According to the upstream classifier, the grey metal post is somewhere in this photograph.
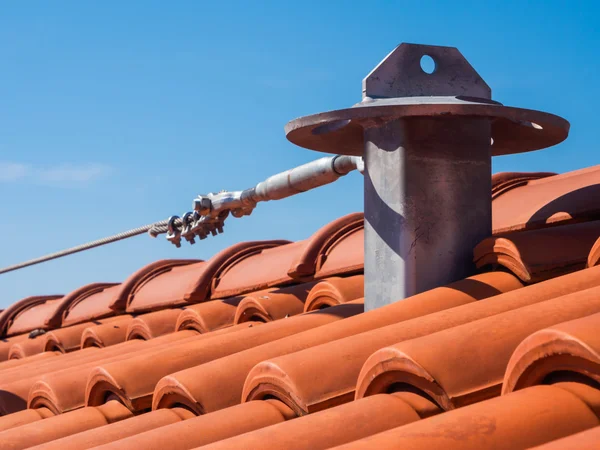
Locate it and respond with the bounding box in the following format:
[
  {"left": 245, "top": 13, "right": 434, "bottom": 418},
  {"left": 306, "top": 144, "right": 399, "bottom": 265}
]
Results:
[
  {"left": 364, "top": 116, "right": 492, "bottom": 308},
  {"left": 284, "top": 43, "right": 569, "bottom": 310}
]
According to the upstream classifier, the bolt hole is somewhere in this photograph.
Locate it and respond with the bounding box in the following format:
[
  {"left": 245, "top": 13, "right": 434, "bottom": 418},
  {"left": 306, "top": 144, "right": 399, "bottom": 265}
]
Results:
[{"left": 420, "top": 55, "right": 436, "bottom": 74}]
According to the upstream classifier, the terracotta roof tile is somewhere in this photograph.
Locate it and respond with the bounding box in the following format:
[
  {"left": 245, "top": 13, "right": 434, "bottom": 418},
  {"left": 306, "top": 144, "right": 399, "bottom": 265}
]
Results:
[
  {"left": 330, "top": 383, "right": 600, "bottom": 450},
  {"left": 125, "top": 309, "right": 183, "bottom": 340},
  {"left": 0, "top": 335, "right": 29, "bottom": 360},
  {"left": 45, "top": 316, "right": 133, "bottom": 353},
  {"left": 5, "top": 193, "right": 600, "bottom": 450},
  {"left": 210, "top": 242, "right": 308, "bottom": 298},
  {"left": 0, "top": 401, "right": 132, "bottom": 450},
  {"left": 107, "top": 259, "right": 201, "bottom": 312},
  {"left": 289, "top": 212, "right": 364, "bottom": 279},
  {"left": 0, "top": 330, "right": 200, "bottom": 415},
  {"left": 86, "top": 303, "right": 362, "bottom": 413},
  {"left": 152, "top": 273, "right": 518, "bottom": 415},
  {"left": 529, "top": 426, "right": 600, "bottom": 450},
  {"left": 312, "top": 223, "right": 363, "bottom": 280},
  {"left": 201, "top": 393, "right": 431, "bottom": 450},
  {"left": 87, "top": 400, "right": 295, "bottom": 450},
  {"left": 353, "top": 286, "right": 600, "bottom": 412},
  {"left": 492, "top": 165, "right": 600, "bottom": 234},
  {"left": 30, "top": 407, "right": 195, "bottom": 450},
  {"left": 126, "top": 242, "right": 288, "bottom": 311},
  {"left": 303, "top": 275, "right": 364, "bottom": 312},
  {"left": 210, "top": 213, "right": 364, "bottom": 299},
  {"left": 474, "top": 220, "right": 600, "bottom": 282},
  {"left": 27, "top": 331, "right": 202, "bottom": 415},
  {"left": 491, "top": 171, "right": 557, "bottom": 199},
  {"left": 503, "top": 312, "right": 600, "bottom": 395},
  {"left": 241, "top": 267, "right": 597, "bottom": 416},
  {"left": 0, "top": 296, "right": 63, "bottom": 338},
  {"left": 80, "top": 316, "right": 136, "bottom": 348},
  {"left": 47, "top": 283, "right": 120, "bottom": 328},
  {"left": 0, "top": 351, "right": 60, "bottom": 371},
  {"left": 0, "top": 407, "right": 54, "bottom": 433},
  {"left": 7, "top": 335, "right": 47, "bottom": 360},
  {"left": 233, "top": 282, "right": 317, "bottom": 324},
  {"left": 60, "top": 285, "right": 122, "bottom": 327},
  {"left": 7, "top": 316, "right": 132, "bottom": 360}
]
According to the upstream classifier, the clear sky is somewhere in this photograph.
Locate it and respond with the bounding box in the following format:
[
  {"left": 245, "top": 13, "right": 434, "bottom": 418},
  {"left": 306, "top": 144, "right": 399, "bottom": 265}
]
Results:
[{"left": 0, "top": 1, "right": 597, "bottom": 307}]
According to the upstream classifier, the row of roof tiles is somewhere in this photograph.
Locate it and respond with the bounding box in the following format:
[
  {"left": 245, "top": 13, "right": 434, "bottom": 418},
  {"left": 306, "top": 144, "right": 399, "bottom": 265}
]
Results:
[
  {"left": 1, "top": 165, "right": 600, "bottom": 449},
  {"left": 3, "top": 264, "right": 600, "bottom": 448},
  {"left": 4, "top": 163, "right": 600, "bottom": 344}
]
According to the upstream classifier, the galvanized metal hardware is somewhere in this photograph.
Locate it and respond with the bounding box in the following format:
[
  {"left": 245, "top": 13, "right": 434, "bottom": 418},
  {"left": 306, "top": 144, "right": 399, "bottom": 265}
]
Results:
[
  {"left": 164, "top": 155, "right": 363, "bottom": 247},
  {"left": 284, "top": 43, "right": 570, "bottom": 310}
]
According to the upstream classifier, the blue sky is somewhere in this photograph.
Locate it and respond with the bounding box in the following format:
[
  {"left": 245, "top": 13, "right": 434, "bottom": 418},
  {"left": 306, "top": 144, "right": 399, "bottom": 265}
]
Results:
[{"left": 0, "top": 1, "right": 597, "bottom": 307}]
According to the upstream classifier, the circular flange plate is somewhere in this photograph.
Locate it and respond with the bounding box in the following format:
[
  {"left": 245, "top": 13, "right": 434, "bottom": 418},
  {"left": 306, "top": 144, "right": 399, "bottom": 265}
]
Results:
[{"left": 284, "top": 96, "right": 570, "bottom": 157}]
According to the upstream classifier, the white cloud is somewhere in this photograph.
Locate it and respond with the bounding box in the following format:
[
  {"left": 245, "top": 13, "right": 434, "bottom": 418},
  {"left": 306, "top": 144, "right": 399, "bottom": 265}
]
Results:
[
  {"left": 0, "top": 162, "right": 30, "bottom": 182},
  {"left": 0, "top": 161, "right": 112, "bottom": 186},
  {"left": 37, "top": 163, "right": 112, "bottom": 183}
]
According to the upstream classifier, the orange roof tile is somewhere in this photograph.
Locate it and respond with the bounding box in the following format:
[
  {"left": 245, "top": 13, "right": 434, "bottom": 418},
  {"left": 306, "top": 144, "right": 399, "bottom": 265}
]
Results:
[
  {"left": 529, "top": 426, "right": 600, "bottom": 450},
  {"left": 3, "top": 194, "right": 600, "bottom": 450},
  {"left": 492, "top": 165, "right": 600, "bottom": 234},
  {"left": 87, "top": 303, "right": 362, "bottom": 413},
  {"left": 503, "top": 312, "right": 600, "bottom": 395},
  {"left": 233, "top": 282, "right": 317, "bottom": 324},
  {"left": 329, "top": 383, "right": 600, "bottom": 450},
  {"left": 303, "top": 275, "right": 364, "bottom": 312},
  {"left": 474, "top": 220, "right": 600, "bottom": 282},
  {"left": 153, "top": 274, "right": 517, "bottom": 415},
  {"left": 241, "top": 267, "right": 596, "bottom": 416},
  {"left": 354, "top": 285, "right": 600, "bottom": 411}
]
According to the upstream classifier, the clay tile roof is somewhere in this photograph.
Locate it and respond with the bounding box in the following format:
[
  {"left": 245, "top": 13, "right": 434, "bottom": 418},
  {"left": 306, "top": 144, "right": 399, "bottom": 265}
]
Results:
[
  {"left": 502, "top": 312, "right": 600, "bottom": 395},
  {"left": 233, "top": 282, "right": 317, "bottom": 324},
  {"left": 474, "top": 220, "right": 600, "bottom": 282},
  {"left": 353, "top": 285, "right": 600, "bottom": 412},
  {"left": 125, "top": 309, "right": 183, "bottom": 340},
  {"left": 288, "top": 212, "right": 364, "bottom": 279},
  {"left": 492, "top": 165, "right": 600, "bottom": 234},
  {"left": 108, "top": 259, "right": 201, "bottom": 312},
  {"left": 80, "top": 316, "right": 136, "bottom": 348},
  {"left": 303, "top": 275, "right": 364, "bottom": 312},
  {"left": 48, "top": 283, "right": 120, "bottom": 329},
  {"left": 124, "top": 242, "right": 288, "bottom": 311},
  {"left": 331, "top": 383, "right": 600, "bottom": 450},
  {"left": 174, "top": 298, "right": 244, "bottom": 333},
  {"left": 210, "top": 213, "right": 363, "bottom": 299},
  {"left": 529, "top": 426, "right": 600, "bottom": 450},
  {"left": 491, "top": 171, "right": 557, "bottom": 199},
  {"left": 0, "top": 295, "right": 62, "bottom": 338},
  {"left": 6, "top": 172, "right": 600, "bottom": 450}
]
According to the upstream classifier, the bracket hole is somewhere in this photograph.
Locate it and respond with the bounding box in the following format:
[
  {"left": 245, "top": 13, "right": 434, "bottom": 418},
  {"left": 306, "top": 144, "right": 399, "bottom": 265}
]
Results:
[{"left": 420, "top": 55, "right": 436, "bottom": 74}]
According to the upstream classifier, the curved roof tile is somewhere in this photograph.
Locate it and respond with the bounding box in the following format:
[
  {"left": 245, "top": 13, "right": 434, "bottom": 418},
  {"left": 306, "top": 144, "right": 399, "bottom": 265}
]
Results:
[
  {"left": 474, "top": 220, "right": 600, "bottom": 283},
  {"left": 0, "top": 296, "right": 62, "bottom": 338},
  {"left": 125, "top": 242, "right": 288, "bottom": 312},
  {"left": 303, "top": 275, "right": 364, "bottom": 312},
  {"left": 492, "top": 165, "right": 600, "bottom": 234},
  {"left": 503, "top": 312, "right": 600, "bottom": 395},
  {"left": 354, "top": 285, "right": 600, "bottom": 411},
  {"left": 47, "top": 283, "right": 119, "bottom": 329},
  {"left": 491, "top": 171, "right": 557, "bottom": 200},
  {"left": 108, "top": 259, "right": 201, "bottom": 312},
  {"left": 233, "top": 283, "right": 316, "bottom": 324}
]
